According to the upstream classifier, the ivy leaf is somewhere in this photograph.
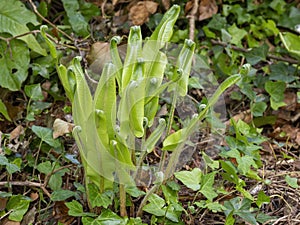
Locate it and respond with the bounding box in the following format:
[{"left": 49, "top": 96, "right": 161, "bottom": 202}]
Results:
[
  {"left": 0, "top": 39, "right": 30, "bottom": 91},
  {"left": 228, "top": 24, "right": 247, "bottom": 47},
  {"left": 142, "top": 194, "right": 166, "bottom": 217},
  {"left": 82, "top": 210, "right": 126, "bottom": 225},
  {"left": 24, "top": 84, "right": 44, "bottom": 101},
  {"left": 256, "top": 191, "right": 270, "bottom": 208},
  {"left": 37, "top": 161, "right": 52, "bottom": 174},
  {"left": 285, "top": 175, "right": 299, "bottom": 188},
  {"left": 0, "top": 99, "right": 11, "bottom": 121},
  {"left": 200, "top": 172, "right": 218, "bottom": 201},
  {"left": 244, "top": 44, "right": 269, "bottom": 65},
  {"left": 237, "top": 155, "right": 257, "bottom": 175},
  {"left": 0, "top": 0, "right": 46, "bottom": 55},
  {"left": 265, "top": 80, "right": 286, "bottom": 110},
  {"left": 51, "top": 190, "right": 76, "bottom": 201},
  {"left": 31, "top": 125, "right": 61, "bottom": 148},
  {"left": 207, "top": 14, "right": 227, "bottom": 31},
  {"left": 279, "top": 32, "right": 300, "bottom": 59},
  {"left": 6, "top": 195, "right": 31, "bottom": 222},
  {"left": 61, "top": 0, "right": 99, "bottom": 37},
  {"left": 251, "top": 102, "right": 267, "bottom": 117},
  {"left": 87, "top": 183, "right": 113, "bottom": 208},
  {"left": 0, "top": 155, "right": 20, "bottom": 174},
  {"left": 174, "top": 168, "right": 202, "bottom": 191},
  {"left": 66, "top": 200, "right": 96, "bottom": 217}
]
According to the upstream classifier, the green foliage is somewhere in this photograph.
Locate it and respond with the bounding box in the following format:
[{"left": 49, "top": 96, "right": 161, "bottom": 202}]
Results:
[
  {"left": 0, "top": 154, "right": 20, "bottom": 174},
  {"left": 6, "top": 195, "right": 31, "bottom": 221},
  {"left": 1, "top": 0, "right": 299, "bottom": 223},
  {"left": 31, "top": 125, "right": 61, "bottom": 148},
  {"left": 0, "top": 0, "right": 46, "bottom": 55},
  {"left": 61, "top": 0, "right": 100, "bottom": 37},
  {"left": 39, "top": 4, "right": 242, "bottom": 222},
  {"left": 0, "top": 39, "right": 30, "bottom": 91}
]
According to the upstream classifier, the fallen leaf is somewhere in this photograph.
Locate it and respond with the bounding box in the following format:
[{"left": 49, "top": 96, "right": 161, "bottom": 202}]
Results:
[
  {"left": 21, "top": 206, "right": 36, "bottom": 225},
  {"left": 185, "top": 1, "right": 194, "bottom": 14},
  {"left": 199, "top": 0, "right": 218, "bottom": 21},
  {"left": 283, "top": 91, "right": 297, "bottom": 111},
  {"left": 2, "top": 220, "right": 20, "bottom": 225},
  {"left": 53, "top": 118, "right": 74, "bottom": 139},
  {"left": 53, "top": 201, "right": 75, "bottom": 225},
  {"left": 129, "top": 1, "right": 158, "bottom": 25},
  {"left": 30, "top": 192, "right": 39, "bottom": 201},
  {"left": 9, "top": 125, "right": 25, "bottom": 142},
  {"left": 225, "top": 109, "right": 252, "bottom": 126},
  {"left": 41, "top": 80, "right": 52, "bottom": 100},
  {"left": 162, "top": 0, "right": 170, "bottom": 10},
  {"left": 0, "top": 197, "right": 7, "bottom": 211},
  {"left": 87, "top": 41, "right": 111, "bottom": 75},
  {"left": 271, "top": 124, "right": 300, "bottom": 145}
]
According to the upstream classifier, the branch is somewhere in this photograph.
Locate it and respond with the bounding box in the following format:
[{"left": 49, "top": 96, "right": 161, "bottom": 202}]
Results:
[
  {"left": 210, "top": 39, "right": 299, "bottom": 64},
  {"left": 188, "top": 0, "right": 199, "bottom": 41},
  {"left": 0, "top": 180, "right": 51, "bottom": 198},
  {"left": 28, "top": 0, "right": 74, "bottom": 41}
]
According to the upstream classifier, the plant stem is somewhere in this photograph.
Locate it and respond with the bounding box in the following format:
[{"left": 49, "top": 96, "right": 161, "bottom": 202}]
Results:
[
  {"left": 159, "top": 90, "right": 178, "bottom": 172},
  {"left": 119, "top": 183, "right": 127, "bottom": 217},
  {"left": 136, "top": 183, "right": 160, "bottom": 217}
]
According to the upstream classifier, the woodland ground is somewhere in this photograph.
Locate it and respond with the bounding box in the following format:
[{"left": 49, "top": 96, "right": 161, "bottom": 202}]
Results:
[{"left": 0, "top": 0, "right": 299, "bottom": 225}]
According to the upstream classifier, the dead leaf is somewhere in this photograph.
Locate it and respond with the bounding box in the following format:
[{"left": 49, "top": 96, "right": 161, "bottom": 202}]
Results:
[
  {"left": 41, "top": 80, "right": 52, "bottom": 100},
  {"left": 53, "top": 119, "right": 74, "bottom": 139},
  {"left": 199, "top": 0, "right": 218, "bottom": 21},
  {"left": 271, "top": 124, "right": 300, "bottom": 145},
  {"left": 30, "top": 192, "right": 39, "bottom": 201},
  {"left": 21, "top": 206, "right": 36, "bottom": 225},
  {"left": 296, "top": 132, "right": 300, "bottom": 145},
  {"left": 53, "top": 201, "right": 74, "bottom": 225},
  {"left": 2, "top": 220, "right": 20, "bottom": 225},
  {"left": 225, "top": 109, "right": 252, "bottom": 126},
  {"left": 185, "top": 1, "right": 194, "bottom": 14},
  {"left": 0, "top": 197, "right": 7, "bottom": 211},
  {"left": 162, "top": 0, "right": 170, "bottom": 10},
  {"left": 87, "top": 42, "right": 111, "bottom": 75},
  {"left": 283, "top": 91, "right": 297, "bottom": 111},
  {"left": 9, "top": 125, "right": 24, "bottom": 142},
  {"left": 129, "top": 1, "right": 158, "bottom": 25}
]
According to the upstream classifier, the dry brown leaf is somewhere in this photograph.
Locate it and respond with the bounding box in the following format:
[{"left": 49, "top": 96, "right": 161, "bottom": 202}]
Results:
[
  {"left": 185, "top": 0, "right": 194, "bottom": 14},
  {"left": 53, "top": 118, "right": 74, "bottom": 139},
  {"left": 2, "top": 220, "right": 20, "bottom": 225},
  {"left": 30, "top": 192, "right": 39, "bottom": 201},
  {"left": 271, "top": 124, "right": 300, "bottom": 145},
  {"left": 53, "top": 201, "right": 75, "bottom": 225},
  {"left": 144, "top": 1, "right": 158, "bottom": 14},
  {"left": 0, "top": 197, "right": 7, "bottom": 211},
  {"left": 21, "top": 206, "right": 36, "bottom": 225},
  {"left": 129, "top": 1, "right": 158, "bottom": 25},
  {"left": 283, "top": 91, "right": 297, "bottom": 111},
  {"left": 199, "top": 0, "right": 218, "bottom": 21},
  {"left": 9, "top": 125, "right": 24, "bottom": 142},
  {"left": 225, "top": 109, "right": 252, "bottom": 126},
  {"left": 87, "top": 42, "right": 110, "bottom": 75},
  {"left": 162, "top": 0, "right": 170, "bottom": 10}
]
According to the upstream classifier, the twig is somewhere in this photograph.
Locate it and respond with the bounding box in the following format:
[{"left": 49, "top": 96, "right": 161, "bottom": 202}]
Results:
[
  {"left": 28, "top": 0, "right": 74, "bottom": 41},
  {"left": 0, "top": 180, "right": 51, "bottom": 198},
  {"left": 188, "top": 0, "right": 199, "bottom": 41},
  {"left": 210, "top": 39, "right": 299, "bottom": 64}
]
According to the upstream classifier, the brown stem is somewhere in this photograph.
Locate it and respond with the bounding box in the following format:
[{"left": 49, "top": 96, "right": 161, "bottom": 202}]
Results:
[
  {"left": 28, "top": 0, "right": 74, "bottom": 41},
  {"left": 188, "top": 0, "right": 199, "bottom": 41},
  {"left": 0, "top": 180, "right": 51, "bottom": 198},
  {"left": 119, "top": 184, "right": 127, "bottom": 217}
]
